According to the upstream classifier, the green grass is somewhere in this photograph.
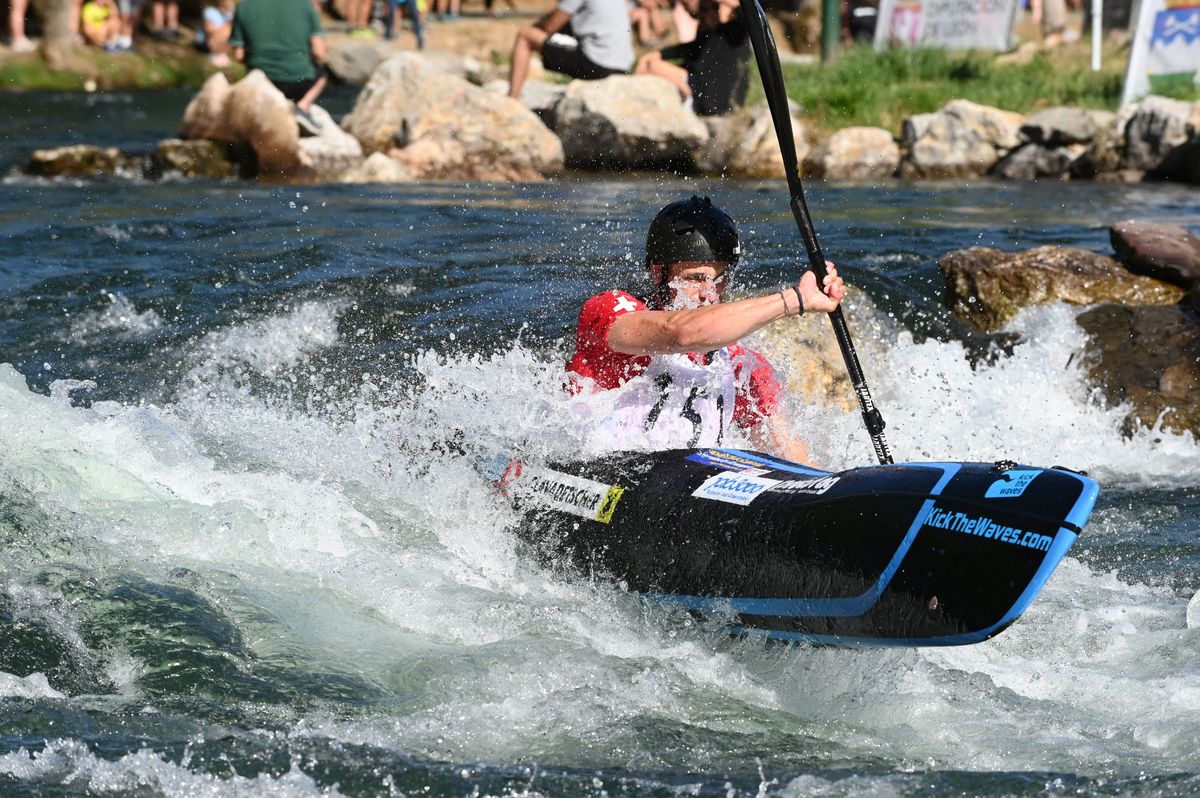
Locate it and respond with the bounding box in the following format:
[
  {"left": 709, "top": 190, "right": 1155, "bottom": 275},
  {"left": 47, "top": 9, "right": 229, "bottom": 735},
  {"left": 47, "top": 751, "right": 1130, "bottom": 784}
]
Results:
[
  {"left": 747, "top": 44, "right": 1128, "bottom": 135},
  {"left": 0, "top": 46, "right": 243, "bottom": 91}
]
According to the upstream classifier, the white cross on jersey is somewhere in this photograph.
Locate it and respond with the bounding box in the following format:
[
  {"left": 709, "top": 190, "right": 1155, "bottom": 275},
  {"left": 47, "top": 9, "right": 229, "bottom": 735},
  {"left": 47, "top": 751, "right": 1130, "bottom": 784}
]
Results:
[{"left": 613, "top": 294, "right": 639, "bottom": 314}]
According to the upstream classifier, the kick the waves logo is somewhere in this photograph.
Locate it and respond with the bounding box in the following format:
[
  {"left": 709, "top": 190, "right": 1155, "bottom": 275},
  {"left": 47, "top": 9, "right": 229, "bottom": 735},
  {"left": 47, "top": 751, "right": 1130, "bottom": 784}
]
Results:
[{"left": 923, "top": 505, "right": 1054, "bottom": 552}]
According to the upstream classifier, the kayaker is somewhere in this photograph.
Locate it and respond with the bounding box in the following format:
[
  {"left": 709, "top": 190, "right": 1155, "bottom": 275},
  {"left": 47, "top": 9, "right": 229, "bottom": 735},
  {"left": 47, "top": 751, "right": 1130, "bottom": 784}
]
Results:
[{"left": 566, "top": 195, "right": 845, "bottom": 461}]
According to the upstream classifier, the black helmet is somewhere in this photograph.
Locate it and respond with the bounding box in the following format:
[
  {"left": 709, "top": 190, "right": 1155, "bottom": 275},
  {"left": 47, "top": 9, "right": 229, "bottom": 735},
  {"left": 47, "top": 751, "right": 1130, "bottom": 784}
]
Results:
[{"left": 645, "top": 196, "right": 740, "bottom": 281}]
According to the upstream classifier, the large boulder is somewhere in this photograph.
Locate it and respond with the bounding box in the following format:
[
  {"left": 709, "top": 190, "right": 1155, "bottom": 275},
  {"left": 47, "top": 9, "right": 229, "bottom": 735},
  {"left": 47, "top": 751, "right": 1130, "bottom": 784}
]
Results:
[
  {"left": 693, "top": 101, "right": 808, "bottom": 178},
  {"left": 483, "top": 78, "right": 566, "bottom": 127},
  {"left": 341, "top": 53, "right": 563, "bottom": 180},
  {"left": 804, "top": 126, "right": 899, "bottom": 180},
  {"left": 1020, "top": 107, "right": 1115, "bottom": 148},
  {"left": 939, "top": 245, "right": 1185, "bottom": 332},
  {"left": 339, "top": 151, "right": 414, "bottom": 183},
  {"left": 180, "top": 70, "right": 309, "bottom": 180},
  {"left": 992, "top": 142, "right": 1085, "bottom": 181},
  {"left": 297, "top": 104, "right": 365, "bottom": 180},
  {"left": 22, "top": 145, "right": 131, "bottom": 178},
  {"left": 325, "top": 38, "right": 391, "bottom": 85},
  {"left": 1119, "top": 95, "right": 1200, "bottom": 173},
  {"left": 553, "top": 75, "right": 709, "bottom": 169},
  {"left": 1076, "top": 304, "right": 1200, "bottom": 437},
  {"left": 149, "top": 139, "right": 242, "bottom": 179},
  {"left": 900, "top": 100, "right": 1024, "bottom": 179},
  {"left": 1109, "top": 220, "right": 1200, "bottom": 289}
]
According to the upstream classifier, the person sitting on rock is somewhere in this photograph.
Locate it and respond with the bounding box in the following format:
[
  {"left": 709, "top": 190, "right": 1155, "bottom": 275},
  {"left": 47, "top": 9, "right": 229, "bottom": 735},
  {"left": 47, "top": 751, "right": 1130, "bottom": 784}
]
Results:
[
  {"left": 230, "top": 0, "right": 328, "bottom": 127},
  {"left": 629, "top": 0, "right": 667, "bottom": 45},
  {"left": 81, "top": 0, "right": 121, "bottom": 49},
  {"left": 507, "top": 0, "right": 634, "bottom": 99},
  {"left": 635, "top": 0, "right": 749, "bottom": 116},
  {"left": 566, "top": 196, "right": 845, "bottom": 461},
  {"left": 195, "top": 0, "right": 235, "bottom": 66}
]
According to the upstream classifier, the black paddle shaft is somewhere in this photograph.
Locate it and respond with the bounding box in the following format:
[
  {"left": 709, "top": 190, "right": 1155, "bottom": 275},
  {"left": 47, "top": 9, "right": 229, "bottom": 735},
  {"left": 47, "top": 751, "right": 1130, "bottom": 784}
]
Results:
[{"left": 741, "top": 0, "right": 893, "bottom": 465}]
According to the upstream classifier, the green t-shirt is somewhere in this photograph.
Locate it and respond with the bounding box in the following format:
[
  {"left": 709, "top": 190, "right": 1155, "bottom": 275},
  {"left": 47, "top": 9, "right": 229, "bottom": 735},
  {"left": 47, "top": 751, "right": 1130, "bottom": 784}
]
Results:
[{"left": 230, "top": 0, "right": 322, "bottom": 83}]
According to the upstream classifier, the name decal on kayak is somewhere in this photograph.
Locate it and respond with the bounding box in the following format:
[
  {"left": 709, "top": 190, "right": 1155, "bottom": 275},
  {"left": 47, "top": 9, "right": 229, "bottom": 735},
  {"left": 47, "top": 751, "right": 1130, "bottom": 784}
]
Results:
[
  {"left": 984, "top": 470, "right": 1040, "bottom": 499},
  {"left": 685, "top": 450, "right": 772, "bottom": 472},
  {"left": 510, "top": 464, "right": 625, "bottom": 524},
  {"left": 924, "top": 505, "right": 1053, "bottom": 551},
  {"left": 769, "top": 475, "right": 840, "bottom": 495},
  {"left": 692, "top": 470, "right": 781, "bottom": 506}
]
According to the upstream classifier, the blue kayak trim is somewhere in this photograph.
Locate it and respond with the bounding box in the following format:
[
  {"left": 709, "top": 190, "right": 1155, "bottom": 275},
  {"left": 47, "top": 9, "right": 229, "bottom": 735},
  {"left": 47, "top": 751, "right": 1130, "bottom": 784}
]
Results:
[
  {"left": 640, "top": 466, "right": 1100, "bottom": 645},
  {"left": 689, "top": 448, "right": 831, "bottom": 476},
  {"left": 647, "top": 462, "right": 962, "bottom": 618}
]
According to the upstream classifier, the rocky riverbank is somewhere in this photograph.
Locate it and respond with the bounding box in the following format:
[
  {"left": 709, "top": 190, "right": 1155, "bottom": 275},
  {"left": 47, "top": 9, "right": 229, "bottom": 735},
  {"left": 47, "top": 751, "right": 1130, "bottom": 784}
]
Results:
[
  {"left": 15, "top": 45, "right": 1200, "bottom": 187},
  {"left": 940, "top": 221, "right": 1200, "bottom": 439}
]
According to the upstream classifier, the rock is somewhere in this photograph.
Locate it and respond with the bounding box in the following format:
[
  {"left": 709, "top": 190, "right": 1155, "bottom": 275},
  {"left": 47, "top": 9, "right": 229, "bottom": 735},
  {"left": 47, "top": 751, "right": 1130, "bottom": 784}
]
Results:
[
  {"left": 900, "top": 100, "right": 1025, "bottom": 179},
  {"left": 1109, "top": 220, "right": 1200, "bottom": 289},
  {"left": 325, "top": 38, "right": 391, "bottom": 85},
  {"left": 939, "top": 245, "right": 1186, "bottom": 332},
  {"left": 180, "top": 70, "right": 308, "bottom": 180},
  {"left": 150, "top": 139, "right": 241, "bottom": 179},
  {"left": 1120, "top": 95, "right": 1200, "bottom": 172},
  {"left": 992, "top": 142, "right": 1085, "bottom": 180},
  {"left": 1020, "top": 107, "right": 1116, "bottom": 147},
  {"left": 342, "top": 53, "right": 562, "bottom": 180},
  {"left": 693, "top": 101, "right": 807, "bottom": 178},
  {"left": 804, "top": 127, "right": 899, "bottom": 179},
  {"left": 900, "top": 112, "right": 936, "bottom": 147},
  {"left": 421, "top": 51, "right": 490, "bottom": 85},
  {"left": 1076, "top": 303, "right": 1200, "bottom": 437},
  {"left": 23, "top": 145, "right": 126, "bottom": 178},
  {"left": 297, "top": 104, "right": 364, "bottom": 180},
  {"left": 340, "top": 151, "right": 414, "bottom": 183},
  {"left": 484, "top": 78, "right": 566, "bottom": 127},
  {"left": 553, "top": 75, "right": 709, "bottom": 170}
]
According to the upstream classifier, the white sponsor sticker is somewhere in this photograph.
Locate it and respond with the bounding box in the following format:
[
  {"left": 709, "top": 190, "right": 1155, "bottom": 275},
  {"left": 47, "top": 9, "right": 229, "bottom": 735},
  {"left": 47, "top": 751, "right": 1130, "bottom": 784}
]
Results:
[
  {"left": 510, "top": 465, "right": 623, "bottom": 523},
  {"left": 768, "top": 475, "right": 840, "bottom": 496},
  {"left": 692, "top": 470, "right": 781, "bottom": 506}
]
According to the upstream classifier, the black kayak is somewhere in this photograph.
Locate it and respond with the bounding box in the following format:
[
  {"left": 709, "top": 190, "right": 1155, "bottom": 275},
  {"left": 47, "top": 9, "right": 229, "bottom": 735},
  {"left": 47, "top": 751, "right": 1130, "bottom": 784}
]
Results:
[{"left": 486, "top": 448, "right": 1099, "bottom": 646}]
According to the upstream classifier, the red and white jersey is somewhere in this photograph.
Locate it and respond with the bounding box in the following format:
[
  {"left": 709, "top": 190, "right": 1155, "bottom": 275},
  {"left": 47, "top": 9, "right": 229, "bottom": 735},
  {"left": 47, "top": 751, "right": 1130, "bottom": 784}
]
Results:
[{"left": 566, "top": 290, "right": 782, "bottom": 449}]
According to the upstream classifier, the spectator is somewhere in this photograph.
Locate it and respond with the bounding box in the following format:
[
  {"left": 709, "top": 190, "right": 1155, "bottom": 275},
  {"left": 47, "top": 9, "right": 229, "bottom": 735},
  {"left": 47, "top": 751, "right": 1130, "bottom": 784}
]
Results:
[
  {"left": 484, "top": 0, "right": 516, "bottom": 17},
  {"left": 507, "top": 0, "right": 634, "bottom": 99},
  {"left": 113, "top": 0, "right": 142, "bottom": 51},
  {"left": 629, "top": 0, "right": 666, "bottom": 44},
  {"left": 230, "top": 0, "right": 328, "bottom": 124},
  {"left": 671, "top": 0, "right": 698, "bottom": 42},
  {"left": 635, "top": 0, "right": 748, "bottom": 115},
  {"left": 81, "top": 0, "right": 121, "bottom": 48},
  {"left": 433, "top": 0, "right": 460, "bottom": 20},
  {"left": 150, "top": 0, "right": 179, "bottom": 38},
  {"left": 1030, "top": 0, "right": 1068, "bottom": 46},
  {"left": 7, "top": 0, "right": 36, "bottom": 52},
  {"left": 384, "top": 0, "right": 424, "bottom": 48},
  {"left": 344, "top": 0, "right": 375, "bottom": 35},
  {"left": 195, "top": 0, "right": 235, "bottom": 64}
]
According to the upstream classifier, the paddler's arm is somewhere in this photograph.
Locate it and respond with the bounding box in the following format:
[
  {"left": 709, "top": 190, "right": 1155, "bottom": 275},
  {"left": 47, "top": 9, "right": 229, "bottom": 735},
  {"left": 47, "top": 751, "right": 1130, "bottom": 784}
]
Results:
[{"left": 607, "top": 265, "right": 845, "bottom": 356}]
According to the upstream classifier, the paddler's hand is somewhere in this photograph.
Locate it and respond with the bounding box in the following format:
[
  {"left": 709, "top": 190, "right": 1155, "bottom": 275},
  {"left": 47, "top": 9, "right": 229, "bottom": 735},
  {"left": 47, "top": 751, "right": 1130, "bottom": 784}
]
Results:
[{"left": 796, "top": 261, "right": 845, "bottom": 314}]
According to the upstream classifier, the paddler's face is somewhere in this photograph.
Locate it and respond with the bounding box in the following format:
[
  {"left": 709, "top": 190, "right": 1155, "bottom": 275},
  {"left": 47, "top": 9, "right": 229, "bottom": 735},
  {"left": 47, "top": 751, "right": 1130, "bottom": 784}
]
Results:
[{"left": 664, "top": 261, "right": 729, "bottom": 308}]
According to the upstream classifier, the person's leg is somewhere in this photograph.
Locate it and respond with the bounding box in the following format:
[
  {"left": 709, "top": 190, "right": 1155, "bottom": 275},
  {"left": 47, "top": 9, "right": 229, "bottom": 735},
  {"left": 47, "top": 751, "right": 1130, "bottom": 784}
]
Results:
[
  {"left": 507, "top": 24, "right": 547, "bottom": 97},
  {"left": 9, "top": 0, "right": 33, "bottom": 48},
  {"left": 407, "top": 0, "right": 424, "bottom": 47},
  {"left": 151, "top": 0, "right": 162, "bottom": 30},
  {"left": 296, "top": 73, "right": 327, "bottom": 112},
  {"left": 166, "top": 0, "right": 177, "bottom": 32},
  {"left": 641, "top": 55, "right": 690, "bottom": 98}
]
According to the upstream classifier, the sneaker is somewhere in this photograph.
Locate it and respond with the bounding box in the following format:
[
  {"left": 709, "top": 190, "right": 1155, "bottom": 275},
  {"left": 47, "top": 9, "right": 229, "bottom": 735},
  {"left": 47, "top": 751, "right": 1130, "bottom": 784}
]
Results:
[
  {"left": 10, "top": 37, "right": 36, "bottom": 53},
  {"left": 348, "top": 26, "right": 377, "bottom": 38},
  {"left": 294, "top": 105, "right": 323, "bottom": 135}
]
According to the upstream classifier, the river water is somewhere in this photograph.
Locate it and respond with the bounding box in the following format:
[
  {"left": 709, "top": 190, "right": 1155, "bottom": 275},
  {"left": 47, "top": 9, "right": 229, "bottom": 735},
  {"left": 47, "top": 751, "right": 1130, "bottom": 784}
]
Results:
[{"left": 1, "top": 90, "right": 1199, "bottom": 797}]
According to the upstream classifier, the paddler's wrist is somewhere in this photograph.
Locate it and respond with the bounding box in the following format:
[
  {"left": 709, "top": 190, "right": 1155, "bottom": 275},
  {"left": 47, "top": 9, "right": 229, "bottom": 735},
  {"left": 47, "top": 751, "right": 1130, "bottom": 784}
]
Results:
[{"left": 778, "top": 287, "right": 804, "bottom": 317}]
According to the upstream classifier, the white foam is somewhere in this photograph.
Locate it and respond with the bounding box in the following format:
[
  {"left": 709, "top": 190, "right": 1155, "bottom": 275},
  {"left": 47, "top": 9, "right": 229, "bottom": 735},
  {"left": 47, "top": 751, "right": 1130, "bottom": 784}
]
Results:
[
  {"left": 0, "top": 740, "right": 345, "bottom": 797},
  {"left": 0, "top": 672, "right": 65, "bottom": 700},
  {"left": 68, "top": 291, "right": 163, "bottom": 342}
]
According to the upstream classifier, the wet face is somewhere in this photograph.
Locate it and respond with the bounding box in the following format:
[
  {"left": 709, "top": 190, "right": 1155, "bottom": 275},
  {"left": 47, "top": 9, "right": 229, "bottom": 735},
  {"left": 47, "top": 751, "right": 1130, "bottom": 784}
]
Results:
[{"left": 662, "top": 260, "right": 730, "bottom": 308}]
